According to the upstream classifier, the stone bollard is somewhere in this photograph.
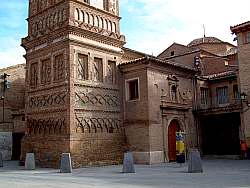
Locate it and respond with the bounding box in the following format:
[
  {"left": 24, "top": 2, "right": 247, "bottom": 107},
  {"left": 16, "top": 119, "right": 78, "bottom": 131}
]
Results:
[
  {"left": 60, "top": 153, "right": 72, "bottom": 173},
  {"left": 0, "top": 152, "right": 3, "bottom": 167},
  {"left": 188, "top": 149, "right": 203, "bottom": 173},
  {"left": 25, "top": 153, "right": 35, "bottom": 170},
  {"left": 122, "top": 152, "right": 135, "bottom": 173}
]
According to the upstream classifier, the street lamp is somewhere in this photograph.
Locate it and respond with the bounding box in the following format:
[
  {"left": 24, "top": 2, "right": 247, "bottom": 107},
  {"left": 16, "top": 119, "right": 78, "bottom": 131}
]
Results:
[
  {"left": 240, "top": 92, "right": 250, "bottom": 107},
  {"left": 240, "top": 92, "right": 247, "bottom": 101}
]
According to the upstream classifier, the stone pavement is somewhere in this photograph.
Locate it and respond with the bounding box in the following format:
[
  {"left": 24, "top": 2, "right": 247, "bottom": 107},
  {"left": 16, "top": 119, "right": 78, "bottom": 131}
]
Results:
[{"left": 0, "top": 160, "right": 250, "bottom": 188}]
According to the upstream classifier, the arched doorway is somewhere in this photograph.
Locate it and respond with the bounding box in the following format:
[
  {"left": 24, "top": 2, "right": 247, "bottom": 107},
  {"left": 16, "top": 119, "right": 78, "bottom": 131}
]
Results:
[{"left": 168, "top": 120, "right": 181, "bottom": 161}]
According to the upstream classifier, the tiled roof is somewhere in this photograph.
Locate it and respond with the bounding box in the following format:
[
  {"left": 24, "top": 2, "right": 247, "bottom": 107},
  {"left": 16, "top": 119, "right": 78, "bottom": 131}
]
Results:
[
  {"left": 231, "top": 21, "right": 250, "bottom": 32},
  {"left": 120, "top": 56, "right": 197, "bottom": 71},
  {"left": 188, "top": 37, "right": 223, "bottom": 47},
  {"left": 200, "top": 71, "right": 237, "bottom": 81}
]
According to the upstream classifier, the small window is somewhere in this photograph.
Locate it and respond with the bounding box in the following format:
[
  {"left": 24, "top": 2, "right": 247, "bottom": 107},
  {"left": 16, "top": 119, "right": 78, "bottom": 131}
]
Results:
[
  {"left": 233, "top": 85, "right": 240, "bottom": 99},
  {"left": 126, "top": 78, "right": 139, "bottom": 101},
  {"left": 170, "top": 51, "right": 175, "bottom": 56},
  {"left": 93, "top": 57, "right": 103, "bottom": 82},
  {"left": 216, "top": 86, "right": 229, "bottom": 104},
  {"left": 200, "top": 87, "right": 209, "bottom": 105},
  {"left": 107, "top": 61, "right": 116, "bottom": 84},
  {"left": 77, "top": 54, "right": 88, "bottom": 80},
  {"left": 246, "top": 32, "right": 250, "bottom": 44}
]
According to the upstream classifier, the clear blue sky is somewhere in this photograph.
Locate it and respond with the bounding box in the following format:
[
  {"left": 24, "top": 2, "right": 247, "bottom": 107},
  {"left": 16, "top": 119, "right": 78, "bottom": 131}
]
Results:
[{"left": 0, "top": 0, "right": 249, "bottom": 68}]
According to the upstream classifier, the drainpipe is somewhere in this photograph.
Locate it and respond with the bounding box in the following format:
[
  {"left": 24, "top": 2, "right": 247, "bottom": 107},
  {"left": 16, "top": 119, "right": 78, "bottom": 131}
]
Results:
[{"left": 161, "top": 89, "right": 167, "bottom": 163}]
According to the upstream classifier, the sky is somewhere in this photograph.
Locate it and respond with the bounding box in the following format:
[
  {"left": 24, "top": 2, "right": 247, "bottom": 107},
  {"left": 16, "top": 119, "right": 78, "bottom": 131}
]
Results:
[{"left": 0, "top": 0, "right": 249, "bottom": 68}]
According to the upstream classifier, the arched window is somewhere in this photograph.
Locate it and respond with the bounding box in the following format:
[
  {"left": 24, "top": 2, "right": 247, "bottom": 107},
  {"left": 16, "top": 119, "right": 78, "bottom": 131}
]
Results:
[
  {"left": 171, "top": 85, "right": 177, "bottom": 102},
  {"left": 99, "top": 17, "right": 103, "bottom": 28},
  {"left": 94, "top": 16, "right": 99, "bottom": 27},
  {"left": 85, "top": 12, "right": 89, "bottom": 24},
  {"left": 112, "top": 22, "right": 116, "bottom": 32},
  {"left": 103, "top": 19, "right": 108, "bottom": 30},
  {"left": 74, "top": 8, "right": 80, "bottom": 20},
  {"left": 107, "top": 20, "right": 112, "bottom": 31},
  {"left": 79, "top": 10, "right": 84, "bottom": 22}
]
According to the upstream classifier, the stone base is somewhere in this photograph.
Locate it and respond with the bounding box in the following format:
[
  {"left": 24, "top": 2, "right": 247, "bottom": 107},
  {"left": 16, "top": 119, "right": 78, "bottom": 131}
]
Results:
[
  {"left": 122, "top": 152, "right": 135, "bottom": 173},
  {"left": 0, "top": 152, "right": 3, "bottom": 167},
  {"left": 132, "top": 151, "right": 164, "bottom": 164},
  {"left": 60, "top": 153, "right": 72, "bottom": 173},
  {"left": 25, "top": 153, "right": 35, "bottom": 170}
]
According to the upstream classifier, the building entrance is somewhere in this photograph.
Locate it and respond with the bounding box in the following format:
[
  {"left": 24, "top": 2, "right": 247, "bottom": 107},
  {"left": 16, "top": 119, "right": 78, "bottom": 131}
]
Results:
[
  {"left": 168, "top": 120, "right": 181, "bottom": 161},
  {"left": 201, "top": 113, "right": 241, "bottom": 155},
  {"left": 12, "top": 133, "right": 24, "bottom": 160}
]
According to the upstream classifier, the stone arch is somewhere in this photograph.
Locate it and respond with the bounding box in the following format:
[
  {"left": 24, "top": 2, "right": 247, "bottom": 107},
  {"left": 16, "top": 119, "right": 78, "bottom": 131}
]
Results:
[
  {"left": 85, "top": 12, "right": 89, "bottom": 24},
  {"left": 94, "top": 16, "right": 99, "bottom": 27},
  {"left": 89, "top": 14, "right": 94, "bottom": 25},
  {"left": 103, "top": 19, "right": 108, "bottom": 30},
  {"left": 74, "top": 8, "right": 80, "bottom": 20},
  {"left": 99, "top": 17, "right": 103, "bottom": 28},
  {"left": 112, "top": 22, "right": 116, "bottom": 33},
  {"left": 107, "top": 20, "right": 112, "bottom": 31},
  {"left": 81, "top": 10, "right": 85, "bottom": 22},
  {"left": 166, "top": 118, "right": 185, "bottom": 162}
]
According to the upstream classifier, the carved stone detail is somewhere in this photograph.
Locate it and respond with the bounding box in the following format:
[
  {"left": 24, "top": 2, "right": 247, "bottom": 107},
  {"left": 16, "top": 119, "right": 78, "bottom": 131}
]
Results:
[{"left": 27, "top": 117, "right": 66, "bottom": 135}]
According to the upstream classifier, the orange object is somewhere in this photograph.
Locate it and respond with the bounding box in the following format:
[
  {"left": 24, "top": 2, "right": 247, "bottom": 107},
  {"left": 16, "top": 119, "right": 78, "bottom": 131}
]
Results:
[{"left": 241, "top": 142, "right": 248, "bottom": 151}]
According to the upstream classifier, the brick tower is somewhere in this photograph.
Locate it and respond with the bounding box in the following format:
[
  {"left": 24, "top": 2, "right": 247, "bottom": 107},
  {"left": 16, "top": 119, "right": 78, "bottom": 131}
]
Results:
[{"left": 21, "top": 0, "right": 126, "bottom": 168}]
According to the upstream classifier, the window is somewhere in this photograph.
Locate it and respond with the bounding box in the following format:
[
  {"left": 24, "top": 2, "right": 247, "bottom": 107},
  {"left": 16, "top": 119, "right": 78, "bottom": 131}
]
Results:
[
  {"left": 200, "top": 87, "right": 209, "bottom": 105},
  {"left": 246, "top": 32, "right": 250, "bottom": 44},
  {"left": 30, "top": 63, "right": 38, "bottom": 88},
  {"left": 93, "top": 57, "right": 103, "bottom": 82},
  {"left": 77, "top": 54, "right": 88, "bottom": 80},
  {"left": 41, "top": 58, "right": 51, "bottom": 85},
  {"left": 216, "top": 86, "right": 229, "bottom": 104},
  {"left": 107, "top": 61, "right": 116, "bottom": 84},
  {"left": 126, "top": 78, "right": 139, "bottom": 101},
  {"left": 171, "top": 51, "right": 175, "bottom": 56},
  {"left": 54, "top": 54, "right": 65, "bottom": 82},
  {"left": 233, "top": 85, "right": 240, "bottom": 99},
  {"left": 170, "top": 85, "right": 177, "bottom": 101}
]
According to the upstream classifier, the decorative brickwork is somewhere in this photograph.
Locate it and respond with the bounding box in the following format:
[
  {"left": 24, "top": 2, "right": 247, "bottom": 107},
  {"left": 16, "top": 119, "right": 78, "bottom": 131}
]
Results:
[
  {"left": 30, "top": 63, "right": 38, "bottom": 88},
  {"left": 41, "top": 58, "right": 51, "bottom": 85},
  {"left": 28, "top": 92, "right": 66, "bottom": 109},
  {"left": 21, "top": 0, "right": 126, "bottom": 168},
  {"left": 53, "top": 54, "right": 65, "bottom": 82}
]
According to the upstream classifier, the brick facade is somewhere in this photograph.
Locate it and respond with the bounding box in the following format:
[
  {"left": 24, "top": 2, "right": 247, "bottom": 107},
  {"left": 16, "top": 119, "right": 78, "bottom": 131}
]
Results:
[
  {"left": 0, "top": 64, "right": 26, "bottom": 160},
  {"left": 21, "top": 0, "right": 127, "bottom": 168},
  {"left": 1, "top": 1, "right": 247, "bottom": 166},
  {"left": 231, "top": 21, "right": 250, "bottom": 145}
]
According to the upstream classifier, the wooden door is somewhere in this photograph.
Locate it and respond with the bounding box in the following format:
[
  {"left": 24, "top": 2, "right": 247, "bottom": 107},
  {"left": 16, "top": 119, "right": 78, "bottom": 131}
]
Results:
[{"left": 168, "top": 120, "right": 178, "bottom": 161}]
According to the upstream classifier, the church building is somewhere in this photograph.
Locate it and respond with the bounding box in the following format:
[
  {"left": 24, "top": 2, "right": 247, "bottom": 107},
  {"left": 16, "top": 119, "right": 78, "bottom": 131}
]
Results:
[{"left": 0, "top": 0, "right": 248, "bottom": 167}]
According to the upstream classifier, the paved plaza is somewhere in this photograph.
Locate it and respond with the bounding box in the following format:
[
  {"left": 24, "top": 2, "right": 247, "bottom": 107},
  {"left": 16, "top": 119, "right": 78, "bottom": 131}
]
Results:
[{"left": 0, "top": 159, "right": 250, "bottom": 188}]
